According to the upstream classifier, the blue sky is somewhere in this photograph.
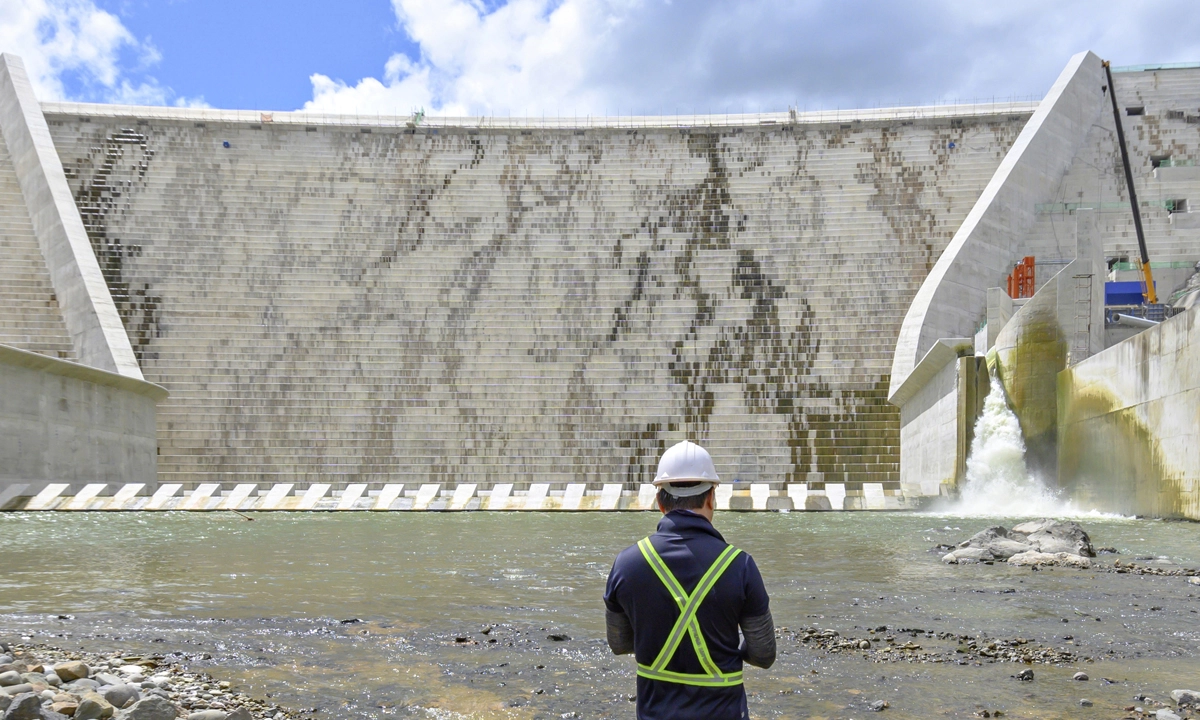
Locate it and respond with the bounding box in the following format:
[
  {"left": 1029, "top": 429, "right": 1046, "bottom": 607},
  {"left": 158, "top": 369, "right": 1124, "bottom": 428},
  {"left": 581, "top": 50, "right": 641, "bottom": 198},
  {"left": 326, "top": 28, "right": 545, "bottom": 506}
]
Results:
[
  {"left": 4, "top": 0, "right": 1200, "bottom": 117},
  {"left": 86, "top": 0, "right": 418, "bottom": 110}
]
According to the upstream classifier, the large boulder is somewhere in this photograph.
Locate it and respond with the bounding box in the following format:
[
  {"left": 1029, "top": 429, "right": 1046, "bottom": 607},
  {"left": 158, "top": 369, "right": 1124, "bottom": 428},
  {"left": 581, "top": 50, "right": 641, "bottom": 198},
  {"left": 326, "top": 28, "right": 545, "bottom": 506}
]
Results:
[
  {"left": 953, "top": 526, "right": 1034, "bottom": 560},
  {"left": 1173, "top": 690, "right": 1200, "bottom": 705},
  {"left": 949, "top": 520, "right": 1095, "bottom": 562},
  {"left": 1010, "top": 519, "right": 1094, "bottom": 557}
]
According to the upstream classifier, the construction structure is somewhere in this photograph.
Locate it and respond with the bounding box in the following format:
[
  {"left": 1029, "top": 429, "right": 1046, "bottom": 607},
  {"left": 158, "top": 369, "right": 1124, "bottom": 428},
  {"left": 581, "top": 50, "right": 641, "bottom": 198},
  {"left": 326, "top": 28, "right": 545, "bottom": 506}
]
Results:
[
  {"left": 891, "top": 52, "right": 1200, "bottom": 519},
  {"left": 1, "top": 50, "right": 1197, "bottom": 514}
]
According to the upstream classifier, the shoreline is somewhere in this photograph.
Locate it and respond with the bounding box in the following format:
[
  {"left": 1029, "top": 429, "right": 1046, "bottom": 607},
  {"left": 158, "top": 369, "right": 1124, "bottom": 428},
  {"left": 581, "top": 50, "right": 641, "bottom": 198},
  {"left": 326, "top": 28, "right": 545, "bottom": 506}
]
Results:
[{"left": 0, "top": 641, "right": 301, "bottom": 720}]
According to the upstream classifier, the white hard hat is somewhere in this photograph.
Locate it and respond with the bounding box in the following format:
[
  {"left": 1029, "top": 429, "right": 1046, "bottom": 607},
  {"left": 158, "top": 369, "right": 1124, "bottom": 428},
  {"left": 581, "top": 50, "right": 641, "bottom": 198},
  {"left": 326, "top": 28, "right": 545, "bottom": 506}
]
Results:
[{"left": 653, "top": 441, "right": 720, "bottom": 496}]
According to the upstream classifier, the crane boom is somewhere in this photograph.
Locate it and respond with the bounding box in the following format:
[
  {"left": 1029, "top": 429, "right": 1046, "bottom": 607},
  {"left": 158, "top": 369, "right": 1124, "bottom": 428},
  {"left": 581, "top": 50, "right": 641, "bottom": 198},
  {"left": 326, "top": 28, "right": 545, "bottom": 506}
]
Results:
[{"left": 1103, "top": 60, "right": 1156, "bottom": 304}]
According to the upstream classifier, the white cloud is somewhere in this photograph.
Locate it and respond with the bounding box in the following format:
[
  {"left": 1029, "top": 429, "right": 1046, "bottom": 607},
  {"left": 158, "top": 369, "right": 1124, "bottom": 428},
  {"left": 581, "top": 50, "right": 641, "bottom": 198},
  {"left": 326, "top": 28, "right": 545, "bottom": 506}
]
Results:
[
  {"left": 303, "top": 0, "right": 1200, "bottom": 118},
  {"left": 0, "top": 0, "right": 204, "bottom": 105},
  {"left": 304, "top": 0, "right": 637, "bottom": 117}
]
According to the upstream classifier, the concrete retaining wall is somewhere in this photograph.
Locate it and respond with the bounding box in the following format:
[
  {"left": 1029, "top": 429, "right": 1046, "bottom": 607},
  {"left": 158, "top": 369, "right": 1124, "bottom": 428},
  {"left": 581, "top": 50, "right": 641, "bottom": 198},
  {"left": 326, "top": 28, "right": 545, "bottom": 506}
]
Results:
[
  {"left": 891, "top": 339, "right": 988, "bottom": 497},
  {"left": 0, "top": 54, "right": 141, "bottom": 378},
  {"left": 0, "top": 344, "right": 166, "bottom": 508},
  {"left": 1057, "top": 306, "right": 1200, "bottom": 519}
]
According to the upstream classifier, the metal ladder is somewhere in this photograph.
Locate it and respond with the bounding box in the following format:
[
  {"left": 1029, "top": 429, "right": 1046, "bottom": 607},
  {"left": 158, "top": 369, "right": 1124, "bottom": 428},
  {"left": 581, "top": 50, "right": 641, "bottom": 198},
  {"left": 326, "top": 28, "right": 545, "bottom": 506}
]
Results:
[{"left": 1071, "top": 274, "right": 1093, "bottom": 364}]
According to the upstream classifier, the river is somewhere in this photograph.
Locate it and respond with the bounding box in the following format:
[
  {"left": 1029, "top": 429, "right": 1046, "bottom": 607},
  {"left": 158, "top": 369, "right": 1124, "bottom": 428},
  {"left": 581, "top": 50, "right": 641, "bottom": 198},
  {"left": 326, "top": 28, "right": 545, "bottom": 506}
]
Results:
[{"left": 1, "top": 511, "right": 1198, "bottom": 719}]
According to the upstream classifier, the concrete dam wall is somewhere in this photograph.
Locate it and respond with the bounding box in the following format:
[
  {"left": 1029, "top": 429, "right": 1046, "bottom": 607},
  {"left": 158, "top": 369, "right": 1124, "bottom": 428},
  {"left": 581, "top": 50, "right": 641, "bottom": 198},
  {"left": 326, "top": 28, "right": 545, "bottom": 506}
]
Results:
[{"left": 23, "top": 102, "right": 1027, "bottom": 506}]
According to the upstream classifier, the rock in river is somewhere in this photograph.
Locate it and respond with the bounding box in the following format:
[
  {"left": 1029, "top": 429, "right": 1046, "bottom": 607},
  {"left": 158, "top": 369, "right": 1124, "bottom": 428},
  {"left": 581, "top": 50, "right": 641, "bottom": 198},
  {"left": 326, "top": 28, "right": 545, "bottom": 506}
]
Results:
[
  {"left": 946, "top": 520, "right": 1095, "bottom": 565},
  {"left": 1172, "top": 690, "right": 1200, "bottom": 705},
  {"left": 1009, "top": 519, "right": 1094, "bottom": 556}
]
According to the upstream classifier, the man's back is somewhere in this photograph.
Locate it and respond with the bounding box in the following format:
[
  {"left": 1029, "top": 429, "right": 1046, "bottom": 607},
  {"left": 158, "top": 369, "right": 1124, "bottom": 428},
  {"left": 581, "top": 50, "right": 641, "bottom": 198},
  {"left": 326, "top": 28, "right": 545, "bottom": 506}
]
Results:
[{"left": 604, "top": 509, "right": 773, "bottom": 720}]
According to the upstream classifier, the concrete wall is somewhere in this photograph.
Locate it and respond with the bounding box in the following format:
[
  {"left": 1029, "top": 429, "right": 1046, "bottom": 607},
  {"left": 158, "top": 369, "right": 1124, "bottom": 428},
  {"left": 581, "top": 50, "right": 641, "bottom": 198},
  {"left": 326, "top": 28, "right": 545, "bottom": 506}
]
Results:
[
  {"left": 38, "top": 98, "right": 1028, "bottom": 492},
  {"left": 890, "top": 51, "right": 1106, "bottom": 397},
  {"left": 0, "top": 54, "right": 141, "bottom": 378},
  {"left": 892, "top": 339, "right": 974, "bottom": 497},
  {"left": 1057, "top": 305, "right": 1200, "bottom": 519},
  {"left": 0, "top": 344, "right": 166, "bottom": 504}
]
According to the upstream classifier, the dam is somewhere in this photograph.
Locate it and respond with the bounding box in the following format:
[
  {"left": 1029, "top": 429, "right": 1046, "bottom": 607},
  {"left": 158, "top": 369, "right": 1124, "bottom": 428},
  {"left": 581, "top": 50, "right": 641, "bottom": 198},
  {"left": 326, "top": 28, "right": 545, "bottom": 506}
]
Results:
[{"left": 0, "top": 51, "right": 1197, "bottom": 516}]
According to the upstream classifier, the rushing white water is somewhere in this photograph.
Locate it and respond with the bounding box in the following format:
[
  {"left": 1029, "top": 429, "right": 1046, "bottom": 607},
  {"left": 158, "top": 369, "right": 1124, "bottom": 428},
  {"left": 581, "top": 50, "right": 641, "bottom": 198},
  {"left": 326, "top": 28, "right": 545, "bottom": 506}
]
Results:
[{"left": 945, "top": 375, "right": 1101, "bottom": 517}]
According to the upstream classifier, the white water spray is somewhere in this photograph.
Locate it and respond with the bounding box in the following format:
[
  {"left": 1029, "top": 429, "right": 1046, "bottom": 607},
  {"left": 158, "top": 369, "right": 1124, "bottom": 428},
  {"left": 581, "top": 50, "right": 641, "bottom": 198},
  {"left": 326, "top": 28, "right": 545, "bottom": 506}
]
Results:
[{"left": 947, "top": 376, "right": 1098, "bottom": 517}]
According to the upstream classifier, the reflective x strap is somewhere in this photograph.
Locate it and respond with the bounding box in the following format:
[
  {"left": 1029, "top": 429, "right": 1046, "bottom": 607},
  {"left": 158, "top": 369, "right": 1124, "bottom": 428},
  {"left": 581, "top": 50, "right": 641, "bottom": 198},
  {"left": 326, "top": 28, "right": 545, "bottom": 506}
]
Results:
[
  {"left": 637, "top": 538, "right": 741, "bottom": 680},
  {"left": 636, "top": 666, "right": 744, "bottom": 687}
]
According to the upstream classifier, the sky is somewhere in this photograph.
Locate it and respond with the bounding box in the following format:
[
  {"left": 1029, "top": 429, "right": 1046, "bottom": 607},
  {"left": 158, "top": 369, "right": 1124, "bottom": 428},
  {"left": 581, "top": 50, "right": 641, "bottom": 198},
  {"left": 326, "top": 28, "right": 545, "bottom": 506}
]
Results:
[{"left": 3, "top": 0, "right": 1200, "bottom": 117}]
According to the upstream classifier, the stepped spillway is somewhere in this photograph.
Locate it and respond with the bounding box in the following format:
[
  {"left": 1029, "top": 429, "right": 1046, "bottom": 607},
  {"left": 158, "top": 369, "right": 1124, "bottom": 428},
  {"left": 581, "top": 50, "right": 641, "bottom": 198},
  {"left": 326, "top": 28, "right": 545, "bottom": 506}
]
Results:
[{"left": 41, "top": 107, "right": 1029, "bottom": 498}]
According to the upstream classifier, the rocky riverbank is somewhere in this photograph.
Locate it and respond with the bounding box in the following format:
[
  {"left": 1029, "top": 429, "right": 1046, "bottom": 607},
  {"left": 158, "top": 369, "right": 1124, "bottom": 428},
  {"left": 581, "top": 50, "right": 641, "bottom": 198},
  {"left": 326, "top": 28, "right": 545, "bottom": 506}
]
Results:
[
  {"left": 776, "top": 626, "right": 1086, "bottom": 666},
  {"left": 0, "top": 641, "right": 298, "bottom": 720}
]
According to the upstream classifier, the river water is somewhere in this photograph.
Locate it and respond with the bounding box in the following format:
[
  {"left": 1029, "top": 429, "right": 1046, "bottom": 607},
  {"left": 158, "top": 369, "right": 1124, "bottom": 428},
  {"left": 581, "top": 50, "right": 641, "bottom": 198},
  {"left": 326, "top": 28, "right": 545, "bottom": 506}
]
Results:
[{"left": 2, "top": 511, "right": 1198, "bottom": 719}]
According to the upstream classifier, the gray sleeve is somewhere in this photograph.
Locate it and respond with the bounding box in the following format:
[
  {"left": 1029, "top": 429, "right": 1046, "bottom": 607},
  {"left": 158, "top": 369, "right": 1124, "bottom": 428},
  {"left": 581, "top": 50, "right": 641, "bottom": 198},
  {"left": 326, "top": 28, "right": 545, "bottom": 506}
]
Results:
[
  {"left": 739, "top": 610, "right": 776, "bottom": 668},
  {"left": 606, "top": 609, "right": 635, "bottom": 655}
]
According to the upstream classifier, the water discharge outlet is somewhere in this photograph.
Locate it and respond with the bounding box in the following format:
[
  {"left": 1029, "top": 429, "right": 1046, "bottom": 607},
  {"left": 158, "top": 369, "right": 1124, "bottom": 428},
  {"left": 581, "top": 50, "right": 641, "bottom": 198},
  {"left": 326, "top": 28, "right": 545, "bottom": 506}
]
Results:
[{"left": 948, "top": 377, "right": 1108, "bottom": 517}]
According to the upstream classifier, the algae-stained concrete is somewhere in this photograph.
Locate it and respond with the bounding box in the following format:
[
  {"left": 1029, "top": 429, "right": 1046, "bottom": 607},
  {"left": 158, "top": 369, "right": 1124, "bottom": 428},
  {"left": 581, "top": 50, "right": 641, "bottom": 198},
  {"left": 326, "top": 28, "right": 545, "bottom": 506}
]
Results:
[
  {"left": 36, "top": 101, "right": 1028, "bottom": 491},
  {"left": 1058, "top": 306, "right": 1200, "bottom": 519},
  {"left": 993, "top": 274, "right": 1068, "bottom": 479},
  {"left": 992, "top": 246, "right": 1102, "bottom": 481}
]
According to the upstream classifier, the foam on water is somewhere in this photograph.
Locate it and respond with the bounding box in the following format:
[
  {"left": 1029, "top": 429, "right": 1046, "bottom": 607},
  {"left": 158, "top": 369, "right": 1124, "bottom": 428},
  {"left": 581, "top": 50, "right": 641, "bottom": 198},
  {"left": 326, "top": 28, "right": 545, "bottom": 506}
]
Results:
[{"left": 935, "top": 376, "right": 1122, "bottom": 519}]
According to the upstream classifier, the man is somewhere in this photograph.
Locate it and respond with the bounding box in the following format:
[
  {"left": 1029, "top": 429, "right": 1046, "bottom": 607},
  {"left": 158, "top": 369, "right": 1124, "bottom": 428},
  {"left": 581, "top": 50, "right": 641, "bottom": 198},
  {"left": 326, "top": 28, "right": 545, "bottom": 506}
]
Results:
[{"left": 603, "top": 441, "right": 775, "bottom": 720}]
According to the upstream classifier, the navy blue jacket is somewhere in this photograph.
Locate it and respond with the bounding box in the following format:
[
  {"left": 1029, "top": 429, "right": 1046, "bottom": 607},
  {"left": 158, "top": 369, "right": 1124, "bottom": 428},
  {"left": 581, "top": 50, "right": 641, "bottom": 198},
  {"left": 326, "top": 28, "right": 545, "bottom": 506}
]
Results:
[{"left": 604, "top": 510, "right": 770, "bottom": 720}]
